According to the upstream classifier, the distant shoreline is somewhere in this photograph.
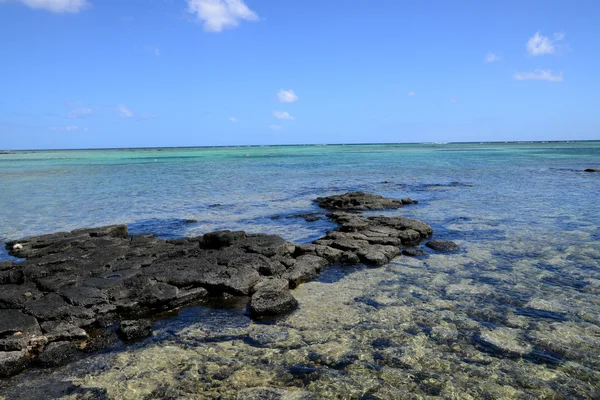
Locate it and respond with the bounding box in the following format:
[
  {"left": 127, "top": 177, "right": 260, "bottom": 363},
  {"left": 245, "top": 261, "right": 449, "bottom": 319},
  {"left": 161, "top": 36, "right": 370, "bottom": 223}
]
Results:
[{"left": 1, "top": 140, "right": 599, "bottom": 153}]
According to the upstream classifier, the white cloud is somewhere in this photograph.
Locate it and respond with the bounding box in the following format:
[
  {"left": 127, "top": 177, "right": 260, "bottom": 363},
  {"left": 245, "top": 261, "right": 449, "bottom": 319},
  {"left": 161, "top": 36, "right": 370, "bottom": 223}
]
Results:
[
  {"left": 269, "top": 124, "right": 281, "bottom": 130},
  {"left": 68, "top": 107, "right": 92, "bottom": 118},
  {"left": 4, "top": 0, "right": 90, "bottom": 13},
  {"left": 229, "top": 116, "right": 238, "bottom": 122},
  {"left": 187, "top": 0, "right": 258, "bottom": 32},
  {"left": 527, "top": 32, "right": 565, "bottom": 56},
  {"left": 117, "top": 104, "right": 134, "bottom": 118},
  {"left": 513, "top": 69, "right": 563, "bottom": 82},
  {"left": 277, "top": 89, "right": 299, "bottom": 103},
  {"left": 485, "top": 52, "right": 501, "bottom": 63},
  {"left": 51, "top": 125, "right": 87, "bottom": 132},
  {"left": 148, "top": 46, "right": 160, "bottom": 56},
  {"left": 273, "top": 111, "right": 294, "bottom": 120},
  {"left": 407, "top": 91, "right": 416, "bottom": 96}
]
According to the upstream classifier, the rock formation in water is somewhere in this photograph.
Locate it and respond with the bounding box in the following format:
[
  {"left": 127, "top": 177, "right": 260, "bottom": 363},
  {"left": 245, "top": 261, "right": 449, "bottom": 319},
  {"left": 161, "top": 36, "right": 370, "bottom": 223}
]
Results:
[
  {"left": 0, "top": 192, "right": 458, "bottom": 377},
  {"left": 314, "top": 191, "right": 417, "bottom": 210}
]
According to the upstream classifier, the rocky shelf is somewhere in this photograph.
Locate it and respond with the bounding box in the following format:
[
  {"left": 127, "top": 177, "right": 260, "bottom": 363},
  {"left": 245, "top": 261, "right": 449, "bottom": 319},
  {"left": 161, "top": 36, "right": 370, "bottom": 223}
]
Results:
[{"left": 0, "top": 191, "right": 456, "bottom": 378}]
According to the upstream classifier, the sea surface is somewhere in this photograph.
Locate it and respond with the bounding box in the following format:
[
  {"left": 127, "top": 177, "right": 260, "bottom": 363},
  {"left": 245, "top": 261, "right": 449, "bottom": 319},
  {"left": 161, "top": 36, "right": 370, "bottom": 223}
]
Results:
[{"left": 0, "top": 142, "right": 599, "bottom": 399}]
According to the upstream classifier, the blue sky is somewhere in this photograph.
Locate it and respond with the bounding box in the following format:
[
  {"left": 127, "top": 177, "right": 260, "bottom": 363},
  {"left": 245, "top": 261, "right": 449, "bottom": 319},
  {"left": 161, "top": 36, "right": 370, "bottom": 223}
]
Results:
[{"left": 0, "top": 0, "right": 598, "bottom": 149}]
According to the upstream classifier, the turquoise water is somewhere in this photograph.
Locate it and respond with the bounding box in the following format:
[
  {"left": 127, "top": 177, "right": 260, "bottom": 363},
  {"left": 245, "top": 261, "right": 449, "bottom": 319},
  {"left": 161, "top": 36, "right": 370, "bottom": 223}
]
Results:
[{"left": 1, "top": 142, "right": 600, "bottom": 398}]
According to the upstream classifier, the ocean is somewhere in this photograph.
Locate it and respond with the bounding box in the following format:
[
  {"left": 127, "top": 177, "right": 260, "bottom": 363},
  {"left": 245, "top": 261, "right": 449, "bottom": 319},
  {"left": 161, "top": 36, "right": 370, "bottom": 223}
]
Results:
[{"left": 1, "top": 142, "right": 599, "bottom": 398}]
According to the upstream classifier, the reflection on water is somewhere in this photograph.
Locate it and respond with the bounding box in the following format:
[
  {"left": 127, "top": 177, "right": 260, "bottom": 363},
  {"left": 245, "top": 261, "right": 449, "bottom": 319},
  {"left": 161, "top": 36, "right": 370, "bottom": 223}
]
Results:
[{"left": 0, "top": 142, "right": 599, "bottom": 398}]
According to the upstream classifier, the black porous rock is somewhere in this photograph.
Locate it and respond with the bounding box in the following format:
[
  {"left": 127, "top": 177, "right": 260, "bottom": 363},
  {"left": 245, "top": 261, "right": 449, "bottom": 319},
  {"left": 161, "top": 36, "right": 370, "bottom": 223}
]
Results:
[
  {"left": 1, "top": 192, "right": 441, "bottom": 377},
  {"left": 426, "top": 240, "right": 460, "bottom": 252},
  {"left": 0, "top": 309, "right": 42, "bottom": 351},
  {"left": 250, "top": 279, "right": 298, "bottom": 318},
  {"left": 118, "top": 319, "right": 152, "bottom": 341},
  {"left": 0, "top": 350, "right": 28, "bottom": 378},
  {"left": 36, "top": 341, "right": 77, "bottom": 367},
  {"left": 402, "top": 248, "right": 426, "bottom": 257},
  {"left": 0, "top": 283, "right": 43, "bottom": 309},
  {"left": 315, "top": 191, "right": 416, "bottom": 211}
]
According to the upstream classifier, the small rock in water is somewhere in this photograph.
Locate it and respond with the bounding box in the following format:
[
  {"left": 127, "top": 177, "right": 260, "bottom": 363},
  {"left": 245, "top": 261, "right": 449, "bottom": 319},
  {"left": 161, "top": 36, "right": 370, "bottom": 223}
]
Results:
[
  {"left": 36, "top": 341, "right": 77, "bottom": 367},
  {"left": 314, "top": 191, "right": 415, "bottom": 210},
  {"left": 249, "top": 281, "right": 298, "bottom": 318},
  {"left": 584, "top": 168, "right": 598, "bottom": 172},
  {"left": 425, "top": 240, "right": 459, "bottom": 252},
  {"left": 118, "top": 319, "right": 152, "bottom": 341},
  {"left": 402, "top": 248, "right": 426, "bottom": 257}
]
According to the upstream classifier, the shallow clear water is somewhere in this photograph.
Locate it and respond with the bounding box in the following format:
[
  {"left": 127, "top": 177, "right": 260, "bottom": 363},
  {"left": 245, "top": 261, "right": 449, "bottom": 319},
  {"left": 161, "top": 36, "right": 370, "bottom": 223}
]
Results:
[{"left": 1, "top": 142, "right": 599, "bottom": 399}]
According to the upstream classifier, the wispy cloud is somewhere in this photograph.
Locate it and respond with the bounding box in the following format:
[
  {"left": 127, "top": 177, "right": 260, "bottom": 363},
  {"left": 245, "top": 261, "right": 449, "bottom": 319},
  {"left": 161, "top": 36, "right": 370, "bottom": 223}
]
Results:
[
  {"left": 51, "top": 125, "right": 87, "bottom": 132},
  {"left": 186, "top": 0, "right": 259, "bottom": 32},
  {"left": 3, "top": 0, "right": 90, "bottom": 13},
  {"left": 485, "top": 52, "right": 501, "bottom": 63},
  {"left": 145, "top": 46, "right": 160, "bottom": 56},
  {"left": 228, "top": 116, "right": 238, "bottom": 122},
  {"left": 273, "top": 111, "right": 294, "bottom": 120},
  {"left": 68, "top": 107, "right": 93, "bottom": 119},
  {"left": 277, "top": 89, "right": 299, "bottom": 103},
  {"left": 527, "top": 32, "right": 565, "bottom": 56},
  {"left": 407, "top": 91, "right": 416, "bottom": 97},
  {"left": 269, "top": 124, "right": 281, "bottom": 130},
  {"left": 513, "top": 69, "right": 563, "bottom": 82},
  {"left": 117, "top": 104, "right": 134, "bottom": 118},
  {"left": 450, "top": 98, "right": 459, "bottom": 103}
]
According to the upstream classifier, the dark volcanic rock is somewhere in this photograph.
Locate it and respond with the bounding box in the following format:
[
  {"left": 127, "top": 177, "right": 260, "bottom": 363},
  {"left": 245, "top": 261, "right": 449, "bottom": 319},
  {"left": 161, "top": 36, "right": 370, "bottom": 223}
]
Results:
[
  {"left": 0, "top": 350, "right": 28, "bottom": 377},
  {"left": 584, "top": 168, "right": 598, "bottom": 172},
  {"left": 315, "top": 191, "right": 416, "bottom": 211},
  {"left": 1, "top": 191, "right": 442, "bottom": 377},
  {"left": 118, "top": 319, "right": 152, "bottom": 341},
  {"left": 36, "top": 341, "right": 77, "bottom": 367},
  {"left": 250, "top": 278, "right": 298, "bottom": 318},
  {"left": 0, "top": 309, "right": 42, "bottom": 337},
  {"left": 58, "top": 285, "right": 108, "bottom": 307},
  {"left": 0, "top": 283, "right": 43, "bottom": 309},
  {"left": 426, "top": 240, "right": 460, "bottom": 252},
  {"left": 202, "top": 230, "right": 246, "bottom": 249},
  {"left": 402, "top": 248, "right": 426, "bottom": 257},
  {"left": 24, "top": 293, "right": 74, "bottom": 321},
  {"left": 0, "top": 309, "right": 42, "bottom": 351},
  {"left": 284, "top": 255, "right": 328, "bottom": 287}
]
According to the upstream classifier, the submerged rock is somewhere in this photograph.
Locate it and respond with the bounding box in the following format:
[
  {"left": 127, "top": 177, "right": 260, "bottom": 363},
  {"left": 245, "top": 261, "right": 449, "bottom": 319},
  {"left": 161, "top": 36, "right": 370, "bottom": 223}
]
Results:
[
  {"left": 426, "top": 240, "right": 460, "bottom": 252},
  {"left": 236, "top": 387, "right": 317, "bottom": 400},
  {"left": 36, "top": 341, "right": 77, "bottom": 367},
  {"left": 402, "top": 248, "right": 426, "bottom": 257},
  {"left": 118, "top": 319, "right": 152, "bottom": 341}
]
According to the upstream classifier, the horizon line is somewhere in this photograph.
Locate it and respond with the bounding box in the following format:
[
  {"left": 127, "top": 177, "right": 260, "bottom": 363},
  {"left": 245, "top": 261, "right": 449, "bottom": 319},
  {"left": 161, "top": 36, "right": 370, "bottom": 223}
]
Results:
[{"left": 1, "top": 139, "right": 599, "bottom": 152}]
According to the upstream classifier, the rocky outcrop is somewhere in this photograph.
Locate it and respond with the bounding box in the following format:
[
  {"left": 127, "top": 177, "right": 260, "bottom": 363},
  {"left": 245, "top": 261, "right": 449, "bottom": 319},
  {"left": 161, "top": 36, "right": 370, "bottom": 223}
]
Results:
[
  {"left": 314, "top": 191, "right": 417, "bottom": 210},
  {"left": 0, "top": 192, "right": 442, "bottom": 377},
  {"left": 584, "top": 168, "right": 598, "bottom": 172}
]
